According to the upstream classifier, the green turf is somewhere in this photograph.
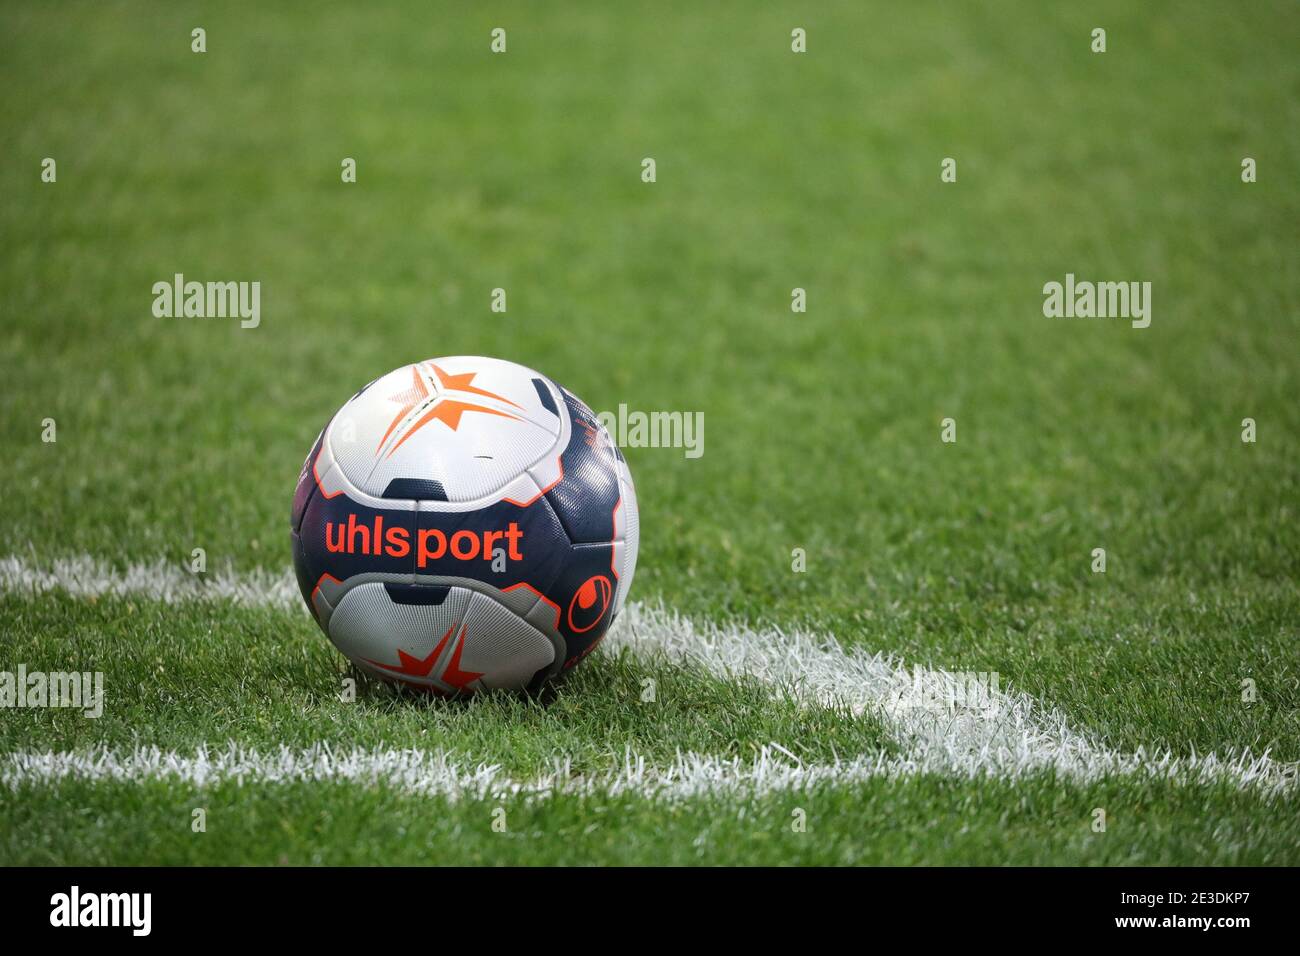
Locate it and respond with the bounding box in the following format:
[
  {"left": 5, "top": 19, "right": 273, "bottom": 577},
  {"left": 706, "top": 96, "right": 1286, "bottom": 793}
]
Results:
[
  {"left": 0, "top": 0, "right": 1297, "bottom": 864},
  {"left": 0, "top": 594, "right": 897, "bottom": 774},
  {"left": 3, "top": 775, "right": 1296, "bottom": 866}
]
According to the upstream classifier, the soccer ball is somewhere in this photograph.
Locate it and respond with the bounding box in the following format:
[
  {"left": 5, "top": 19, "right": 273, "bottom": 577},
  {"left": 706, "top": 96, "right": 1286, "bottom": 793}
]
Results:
[{"left": 290, "top": 356, "right": 639, "bottom": 694}]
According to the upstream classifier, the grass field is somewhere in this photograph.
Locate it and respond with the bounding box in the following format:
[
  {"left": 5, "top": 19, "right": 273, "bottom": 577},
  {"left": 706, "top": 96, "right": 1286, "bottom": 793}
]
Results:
[{"left": 1, "top": 1, "right": 1297, "bottom": 865}]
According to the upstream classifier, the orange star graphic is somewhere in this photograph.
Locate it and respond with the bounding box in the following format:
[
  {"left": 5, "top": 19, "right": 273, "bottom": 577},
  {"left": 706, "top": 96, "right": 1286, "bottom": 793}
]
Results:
[
  {"left": 376, "top": 362, "right": 524, "bottom": 459},
  {"left": 364, "top": 624, "right": 453, "bottom": 678},
  {"left": 375, "top": 365, "right": 430, "bottom": 454},
  {"left": 363, "top": 622, "right": 483, "bottom": 692},
  {"left": 439, "top": 623, "right": 485, "bottom": 691}
]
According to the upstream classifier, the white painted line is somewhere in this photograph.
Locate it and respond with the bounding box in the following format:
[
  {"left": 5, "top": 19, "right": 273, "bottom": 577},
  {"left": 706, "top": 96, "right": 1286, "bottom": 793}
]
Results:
[
  {"left": 608, "top": 603, "right": 1297, "bottom": 790},
  {"left": 2, "top": 742, "right": 1294, "bottom": 801},
  {"left": 0, "top": 554, "right": 301, "bottom": 610},
  {"left": 2, "top": 555, "right": 1295, "bottom": 793}
]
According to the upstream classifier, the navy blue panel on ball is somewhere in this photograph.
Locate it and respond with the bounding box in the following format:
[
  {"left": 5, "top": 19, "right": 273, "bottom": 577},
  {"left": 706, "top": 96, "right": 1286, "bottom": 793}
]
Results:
[
  {"left": 532, "top": 378, "right": 559, "bottom": 416},
  {"left": 299, "top": 477, "right": 573, "bottom": 608},
  {"left": 298, "top": 493, "right": 418, "bottom": 584},
  {"left": 549, "top": 542, "right": 620, "bottom": 669},
  {"left": 382, "top": 477, "right": 448, "bottom": 501},
  {"left": 290, "top": 528, "right": 317, "bottom": 619},
  {"left": 409, "top": 495, "right": 571, "bottom": 592},
  {"left": 384, "top": 582, "right": 451, "bottom": 605},
  {"left": 291, "top": 429, "right": 325, "bottom": 533},
  {"left": 544, "top": 391, "right": 622, "bottom": 544}
]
